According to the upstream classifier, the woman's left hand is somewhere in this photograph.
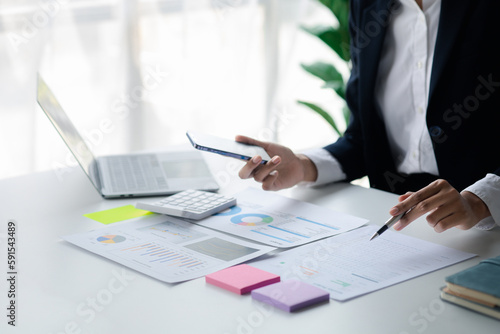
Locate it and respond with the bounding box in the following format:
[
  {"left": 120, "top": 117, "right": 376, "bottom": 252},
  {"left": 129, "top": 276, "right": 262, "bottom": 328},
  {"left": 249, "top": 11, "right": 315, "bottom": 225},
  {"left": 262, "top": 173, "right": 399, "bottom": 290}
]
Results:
[{"left": 389, "top": 179, "right": 491, "bottom": 233}]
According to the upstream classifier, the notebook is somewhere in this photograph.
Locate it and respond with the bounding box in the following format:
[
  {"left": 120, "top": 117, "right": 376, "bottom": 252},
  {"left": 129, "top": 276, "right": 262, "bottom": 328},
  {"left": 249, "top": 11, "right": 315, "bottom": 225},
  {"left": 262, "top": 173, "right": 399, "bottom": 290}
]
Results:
[
  {"left": 441, "top": 255, "right": 500, "bottom": 320},
  {"left": 36, "top": 74, "right": 219, "bottom": 198}
]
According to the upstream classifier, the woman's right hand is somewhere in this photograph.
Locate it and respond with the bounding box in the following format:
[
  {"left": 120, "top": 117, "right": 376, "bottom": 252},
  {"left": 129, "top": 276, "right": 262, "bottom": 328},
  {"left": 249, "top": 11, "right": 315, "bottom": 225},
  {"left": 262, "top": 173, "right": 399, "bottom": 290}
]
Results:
[{"left": 236, "top": 135, "right": 318, "bottom": 191}]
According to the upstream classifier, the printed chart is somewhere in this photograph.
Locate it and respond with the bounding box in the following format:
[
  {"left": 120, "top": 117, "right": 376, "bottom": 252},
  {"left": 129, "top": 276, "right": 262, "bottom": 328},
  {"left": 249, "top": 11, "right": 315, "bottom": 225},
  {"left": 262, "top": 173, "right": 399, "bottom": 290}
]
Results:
[
  {"left": 97, "top": 235, "right": 126, "bottom": 244},
  {"left": 196, "top": 188, "right": 367, "bottom": 248},
  {"left": 112, "top": 241, "right": 209, "bottom": 275},
  {"left": 251, "top": 225, "right": 475, "bottom": 301},
  {"left": 230, "top": 213, "right": 273, "bottom": 226},
  {"left": 63, "top": 215, "right": 275, "bottom": 283}
]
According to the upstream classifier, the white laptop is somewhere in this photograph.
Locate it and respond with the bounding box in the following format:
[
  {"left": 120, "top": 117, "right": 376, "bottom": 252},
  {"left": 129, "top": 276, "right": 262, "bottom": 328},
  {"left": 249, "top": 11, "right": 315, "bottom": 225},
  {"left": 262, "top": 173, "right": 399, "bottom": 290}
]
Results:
[{"left": 36, "top": 74, "right": 219, "bottom": 198}]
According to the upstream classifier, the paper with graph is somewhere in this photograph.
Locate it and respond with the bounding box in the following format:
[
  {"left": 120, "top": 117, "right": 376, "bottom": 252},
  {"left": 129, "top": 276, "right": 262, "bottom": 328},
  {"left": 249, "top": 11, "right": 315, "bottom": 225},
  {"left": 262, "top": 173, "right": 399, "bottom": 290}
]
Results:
[
  {"left": 63, "top": 215, "right": 275, "bottom": 283},
  {"left": 250, "top": 225, "right": 476, "bottom": 301},
  {"left": 194, "top": 188, "right": 368, "bottom": 248}
]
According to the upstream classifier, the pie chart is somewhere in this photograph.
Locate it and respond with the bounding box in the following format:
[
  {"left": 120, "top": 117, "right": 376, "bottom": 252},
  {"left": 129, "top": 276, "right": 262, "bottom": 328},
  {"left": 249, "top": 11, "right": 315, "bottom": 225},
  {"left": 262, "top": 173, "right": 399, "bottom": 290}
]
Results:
[
  {"left": 214, "top": 206, "right": 242, "bottom": 216},
  {"left": 230, "top": 213, "right": 273, "bottom": 226},
  {"left": 97, "top": 235, "right": 126, "bottom": 244}
]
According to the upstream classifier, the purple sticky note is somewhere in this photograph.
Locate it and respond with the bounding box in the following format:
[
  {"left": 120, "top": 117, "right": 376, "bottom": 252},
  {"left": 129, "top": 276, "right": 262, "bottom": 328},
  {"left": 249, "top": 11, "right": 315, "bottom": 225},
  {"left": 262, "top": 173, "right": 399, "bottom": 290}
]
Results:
[
  {"left": 251, "top": 280, "right": 329, "bottom": 312},
  {"left": 205, "top": 264, "right": 280, "bottom": 295}
]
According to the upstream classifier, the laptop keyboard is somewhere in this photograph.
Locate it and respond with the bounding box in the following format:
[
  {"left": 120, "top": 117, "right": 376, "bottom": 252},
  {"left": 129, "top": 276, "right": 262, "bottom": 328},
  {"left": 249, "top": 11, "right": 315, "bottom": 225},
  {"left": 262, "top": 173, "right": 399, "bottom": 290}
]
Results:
[{"left": 107, "top": 155, "right": 168, "bottom": 192}]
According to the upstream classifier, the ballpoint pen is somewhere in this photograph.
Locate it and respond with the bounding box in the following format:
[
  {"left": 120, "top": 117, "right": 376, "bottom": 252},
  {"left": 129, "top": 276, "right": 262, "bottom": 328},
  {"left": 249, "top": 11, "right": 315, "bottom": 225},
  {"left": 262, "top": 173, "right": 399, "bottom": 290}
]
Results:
[{"left": 369, "top": 210, "right": 408, "bottom": 241}]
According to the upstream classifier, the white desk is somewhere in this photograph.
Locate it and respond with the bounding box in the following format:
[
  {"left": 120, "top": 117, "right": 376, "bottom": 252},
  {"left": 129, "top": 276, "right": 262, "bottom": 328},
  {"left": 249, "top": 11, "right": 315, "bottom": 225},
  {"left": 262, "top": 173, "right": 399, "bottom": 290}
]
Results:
[{"left": 1, "top": 162, "right": 499, "bottom": 334}]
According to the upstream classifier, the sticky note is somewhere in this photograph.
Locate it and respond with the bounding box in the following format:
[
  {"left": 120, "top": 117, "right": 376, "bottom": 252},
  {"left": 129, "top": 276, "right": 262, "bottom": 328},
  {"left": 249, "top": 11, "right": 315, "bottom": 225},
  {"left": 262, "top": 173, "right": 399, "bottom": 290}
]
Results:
[
  {"left": 205, "top": 264, "right": 280, "bottom": 295},
  {"left": 251, "top": 280, "right": 329, "bottom": 312},
  {"left": 84, "top": 205, "right": 154, "bottom": 224}
]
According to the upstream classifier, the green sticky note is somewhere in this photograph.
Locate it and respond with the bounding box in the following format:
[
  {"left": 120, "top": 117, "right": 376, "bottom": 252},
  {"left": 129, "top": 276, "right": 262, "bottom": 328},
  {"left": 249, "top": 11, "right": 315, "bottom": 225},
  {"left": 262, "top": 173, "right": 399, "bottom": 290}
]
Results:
[{"left": 84, "top": 205, "right": 154, "bottom": 224}]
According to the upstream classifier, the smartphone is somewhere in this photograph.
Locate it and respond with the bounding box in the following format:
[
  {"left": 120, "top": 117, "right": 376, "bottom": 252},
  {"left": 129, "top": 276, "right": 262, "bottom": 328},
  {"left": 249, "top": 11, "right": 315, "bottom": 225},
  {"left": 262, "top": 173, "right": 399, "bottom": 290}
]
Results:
[{"left": 186, "top": 131, "right": 271, "bottom": 164}]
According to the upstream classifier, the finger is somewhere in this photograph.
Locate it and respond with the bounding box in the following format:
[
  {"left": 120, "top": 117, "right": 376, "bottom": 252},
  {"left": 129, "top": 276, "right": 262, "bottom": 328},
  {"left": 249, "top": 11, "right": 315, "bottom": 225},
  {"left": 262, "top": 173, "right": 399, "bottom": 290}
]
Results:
[
  {"left": 390, "top": 180, "right": 450, "bottom": 216},
  {"left": 235, "top": 135, "right": 268, "bottom": 149},
  {"left": 398, "top": 192, "right": 413, "bottom": 202},
  {"left": 426, "top": 203, "right": 454, "bottom": 229},
  {"left": 396, "top": 190, "right": 456, "bottom": 231},
  {"left": 253, "top": 156, "right": 281, "bottom": 183},
  {"left": 432, "top": 212, "right": 464, "bottom": 233},
  {"left": 396, "top": 196, "right": 445, "bottom": 230},
  {"left": 393, "top": 208, "right": 416, "bottom": 231},
  {"left": 261, "top": 170, "right": 279, "bottom": 191},
  {"left": 392, "top": 197, "right": 434, "bottom": 231},
  {"left": 238, "top": 155, "right": 263, "bottom": 179},
  {"left": 431, "top": 202, "right": 478, "bottom": 232}
]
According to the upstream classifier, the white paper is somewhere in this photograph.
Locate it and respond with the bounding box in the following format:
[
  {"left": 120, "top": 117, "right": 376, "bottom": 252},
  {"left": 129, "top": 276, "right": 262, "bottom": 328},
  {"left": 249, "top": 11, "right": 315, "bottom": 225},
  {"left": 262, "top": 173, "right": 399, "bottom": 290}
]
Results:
[
  {"left": 194, "top": 188, "right": 368, "bottom": 248},
  {"left": 250, "top": 225, "right": 476, "bottom": 301},
  {"left": 63, "top": 215, "right": 275, "bottom": 283}
]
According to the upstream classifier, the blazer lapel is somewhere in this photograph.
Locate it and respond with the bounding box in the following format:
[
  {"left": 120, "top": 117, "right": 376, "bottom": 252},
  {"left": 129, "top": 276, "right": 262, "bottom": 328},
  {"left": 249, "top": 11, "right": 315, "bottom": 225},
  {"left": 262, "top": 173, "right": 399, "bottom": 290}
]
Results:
[
  {"left": 357, "top": 0, "right": 396, "bottom": 181},
  {"left": 428, "top": 0, "right": 472, "bottom": 101},
  {"left": 358, "top": 0, "right": 393, "bottom": 109}
]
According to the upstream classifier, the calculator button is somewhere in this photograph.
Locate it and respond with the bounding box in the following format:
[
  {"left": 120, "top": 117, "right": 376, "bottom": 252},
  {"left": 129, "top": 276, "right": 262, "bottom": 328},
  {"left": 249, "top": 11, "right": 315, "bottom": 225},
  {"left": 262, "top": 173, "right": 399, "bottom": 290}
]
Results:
[{"left": 135, "top": 190, "right": 237, "bottom": 220}]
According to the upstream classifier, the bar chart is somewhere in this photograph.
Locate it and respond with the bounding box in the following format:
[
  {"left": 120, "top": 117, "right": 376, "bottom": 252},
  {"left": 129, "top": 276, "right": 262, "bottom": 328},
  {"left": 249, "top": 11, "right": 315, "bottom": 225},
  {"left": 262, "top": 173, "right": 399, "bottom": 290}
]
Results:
[{"left": 112, "top": 242, "right": 208, "bottom": 274}]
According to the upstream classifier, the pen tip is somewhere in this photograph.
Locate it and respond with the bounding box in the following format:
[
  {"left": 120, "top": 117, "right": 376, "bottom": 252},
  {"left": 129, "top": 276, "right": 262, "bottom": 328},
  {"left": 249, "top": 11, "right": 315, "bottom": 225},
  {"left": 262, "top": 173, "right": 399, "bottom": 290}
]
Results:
[{"left": 369, "top": 233, "right": 378, "bottom": 241}]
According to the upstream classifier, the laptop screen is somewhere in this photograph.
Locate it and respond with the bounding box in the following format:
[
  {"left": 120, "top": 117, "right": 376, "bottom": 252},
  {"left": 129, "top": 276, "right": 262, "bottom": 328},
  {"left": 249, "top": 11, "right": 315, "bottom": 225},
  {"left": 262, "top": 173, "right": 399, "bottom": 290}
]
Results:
[{"left": 36, "top": 75, "right": 101, "bottom": 191}]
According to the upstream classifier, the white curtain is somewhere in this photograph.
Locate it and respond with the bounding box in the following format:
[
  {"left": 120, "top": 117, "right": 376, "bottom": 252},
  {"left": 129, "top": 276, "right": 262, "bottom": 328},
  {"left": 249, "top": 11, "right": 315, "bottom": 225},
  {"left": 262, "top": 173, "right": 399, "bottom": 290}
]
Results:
[{"left": 0, "top": 0, "right": 343, "bottom": 179}]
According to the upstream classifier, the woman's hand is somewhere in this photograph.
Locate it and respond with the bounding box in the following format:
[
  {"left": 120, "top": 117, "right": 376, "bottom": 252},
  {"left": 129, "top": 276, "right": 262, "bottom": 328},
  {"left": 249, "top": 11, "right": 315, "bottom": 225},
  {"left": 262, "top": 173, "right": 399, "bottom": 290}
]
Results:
[
  {"left": 390, "top": 179, "right": 491, "bottom": 233},
  {"left": 236, "top": 135, "right": 318, "bottom": 191}
]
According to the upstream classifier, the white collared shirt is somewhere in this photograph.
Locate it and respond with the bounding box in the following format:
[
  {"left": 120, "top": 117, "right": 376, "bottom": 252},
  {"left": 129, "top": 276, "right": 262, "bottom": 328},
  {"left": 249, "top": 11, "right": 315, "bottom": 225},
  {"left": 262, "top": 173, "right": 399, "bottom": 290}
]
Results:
[
  {"left": 375, "top": 0, "right": 440, "bottom": 174},
  {"left": 303, "top": 0, "right": 500, "bottom": 229}
]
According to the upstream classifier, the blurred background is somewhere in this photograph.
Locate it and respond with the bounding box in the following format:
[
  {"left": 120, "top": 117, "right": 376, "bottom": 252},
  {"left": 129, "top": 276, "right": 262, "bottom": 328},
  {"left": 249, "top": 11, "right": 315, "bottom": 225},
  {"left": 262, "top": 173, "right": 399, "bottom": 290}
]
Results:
[{"left": 0, "top": 0, "right": 350, "bottom": 180}]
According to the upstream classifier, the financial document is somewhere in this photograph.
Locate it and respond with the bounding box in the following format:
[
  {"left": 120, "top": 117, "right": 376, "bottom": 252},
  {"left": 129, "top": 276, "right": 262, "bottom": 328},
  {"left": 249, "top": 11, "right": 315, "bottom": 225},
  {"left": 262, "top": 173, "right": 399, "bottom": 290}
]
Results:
[
  {"left": 63, "top": 215, "right": 275, "bottom": 283},
  {"left": 194, "top": 188, "right": 368, "bottom": 248},
  {"left": 250, "top": 225, "right": 476, "bottom": 301}
]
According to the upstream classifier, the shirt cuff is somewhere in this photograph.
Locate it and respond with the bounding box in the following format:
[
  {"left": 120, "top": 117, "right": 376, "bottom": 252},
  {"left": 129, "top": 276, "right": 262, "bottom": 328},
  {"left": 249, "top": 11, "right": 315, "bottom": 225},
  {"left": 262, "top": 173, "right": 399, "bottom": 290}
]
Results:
[
  {"left": 463, "top": 173, "right": 500, "bottom": 230},
  {"left": 299, "top": 148, "right": 346, "bottom": 187}
]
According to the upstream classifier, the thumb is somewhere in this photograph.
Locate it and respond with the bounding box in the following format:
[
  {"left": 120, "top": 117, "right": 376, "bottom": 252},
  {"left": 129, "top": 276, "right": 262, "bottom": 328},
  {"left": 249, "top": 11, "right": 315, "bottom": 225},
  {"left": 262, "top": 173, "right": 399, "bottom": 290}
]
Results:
[{"left": 235, "top": 135, "right": 268, "bottom": 149}]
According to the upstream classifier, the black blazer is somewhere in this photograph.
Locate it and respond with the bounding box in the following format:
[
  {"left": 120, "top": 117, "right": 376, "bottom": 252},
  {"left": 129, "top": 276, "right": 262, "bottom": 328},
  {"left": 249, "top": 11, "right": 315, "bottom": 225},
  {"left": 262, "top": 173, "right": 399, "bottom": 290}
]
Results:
[{"left": 324, "top": 0, "right": 500, "bottom": 194}]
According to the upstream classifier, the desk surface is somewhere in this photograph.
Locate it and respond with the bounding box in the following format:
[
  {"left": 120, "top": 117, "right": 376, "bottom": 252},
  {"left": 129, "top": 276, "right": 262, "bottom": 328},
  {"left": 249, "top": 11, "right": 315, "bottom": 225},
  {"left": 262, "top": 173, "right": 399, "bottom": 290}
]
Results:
[{"left": 1, "top": 157, "right": 499, "bottom": 334}]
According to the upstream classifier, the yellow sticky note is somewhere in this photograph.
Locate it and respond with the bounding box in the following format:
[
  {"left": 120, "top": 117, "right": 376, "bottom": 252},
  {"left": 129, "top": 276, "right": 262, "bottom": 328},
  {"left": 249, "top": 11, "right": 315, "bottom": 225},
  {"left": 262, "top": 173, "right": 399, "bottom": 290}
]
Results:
[{"left": 84, "top": 205, "right": 154, "bottom": 225}]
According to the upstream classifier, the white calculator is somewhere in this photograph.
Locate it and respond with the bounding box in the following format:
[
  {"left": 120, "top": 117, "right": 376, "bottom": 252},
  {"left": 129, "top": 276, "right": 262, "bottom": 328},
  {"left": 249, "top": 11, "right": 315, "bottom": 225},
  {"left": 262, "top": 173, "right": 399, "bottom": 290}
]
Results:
[{"left": 135, "top": 190, "right": 237, "bottom": 220}]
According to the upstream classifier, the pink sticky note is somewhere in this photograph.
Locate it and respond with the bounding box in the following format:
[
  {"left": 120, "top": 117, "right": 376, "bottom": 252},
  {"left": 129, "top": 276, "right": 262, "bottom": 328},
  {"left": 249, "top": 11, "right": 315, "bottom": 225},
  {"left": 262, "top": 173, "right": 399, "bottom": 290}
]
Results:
[{"left": 205, "top": 264, "right": 280, "bottom": 295}]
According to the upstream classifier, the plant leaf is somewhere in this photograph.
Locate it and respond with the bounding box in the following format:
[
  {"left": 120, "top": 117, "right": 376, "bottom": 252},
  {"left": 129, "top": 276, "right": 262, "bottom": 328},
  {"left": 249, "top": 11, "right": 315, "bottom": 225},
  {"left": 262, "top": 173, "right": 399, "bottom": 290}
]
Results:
[
  {"left": 318, "top": 0, "right": 350, "bottom": 29},
  {"left": 342, "top": 104, "right": 351, "bottom": 126},
  {"left": 297, "top": 100, "right": 342, "bottom": 137},
  {"left": 301, "top": 62, "right": 346, "bottom": 100},
  {"left": 301, "top": 61, "right": 343, "bottom": 83},
  {"left": 296, "top": 0, "right": 351, "bottom": 138},
  {"left": 322, "top": 81, "right": 346, "bottom": 100},
  {"left": 321, "top": 0, "right": 350, "bottom": 63},
  {"left": 301, "top": 25, "right": 350, "bottom": 62}
]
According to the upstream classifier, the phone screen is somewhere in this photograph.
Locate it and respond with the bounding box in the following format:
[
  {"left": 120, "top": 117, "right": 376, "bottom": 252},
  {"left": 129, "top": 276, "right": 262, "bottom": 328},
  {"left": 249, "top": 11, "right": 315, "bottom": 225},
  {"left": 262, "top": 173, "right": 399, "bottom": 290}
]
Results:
[{"left": 186, "top": 131, "right": 271, "bottom": 164}]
